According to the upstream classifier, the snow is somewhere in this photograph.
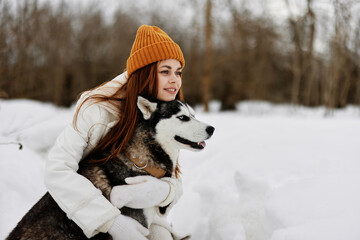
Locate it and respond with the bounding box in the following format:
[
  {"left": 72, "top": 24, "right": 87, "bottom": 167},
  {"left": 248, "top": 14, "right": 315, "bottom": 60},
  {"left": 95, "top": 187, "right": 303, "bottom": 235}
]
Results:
[{"left": 1, "top": 99, "right": 360, "bottom": 240}]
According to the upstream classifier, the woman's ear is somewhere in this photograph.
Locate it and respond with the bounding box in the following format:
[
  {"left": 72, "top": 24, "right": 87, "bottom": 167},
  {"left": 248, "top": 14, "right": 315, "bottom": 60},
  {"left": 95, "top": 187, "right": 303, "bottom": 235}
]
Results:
[{"left": 137, "top": 96, "right": 158, "bottom": 120}]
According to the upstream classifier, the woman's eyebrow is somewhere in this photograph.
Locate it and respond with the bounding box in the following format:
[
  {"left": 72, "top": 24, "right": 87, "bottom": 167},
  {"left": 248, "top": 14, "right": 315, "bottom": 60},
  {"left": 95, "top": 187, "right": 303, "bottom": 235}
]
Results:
[
  {"left": 159, "top": 65, "right": 182, "bottom": 71},
  {"left": 159, "top": 65, "right": 172, "bottom": 70}
]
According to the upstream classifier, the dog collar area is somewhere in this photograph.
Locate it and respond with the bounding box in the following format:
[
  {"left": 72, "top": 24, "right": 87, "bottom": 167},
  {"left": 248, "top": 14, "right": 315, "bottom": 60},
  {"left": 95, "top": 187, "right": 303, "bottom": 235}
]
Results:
[{"left": 125, "top": 152, "right": 167, "bottom": 178}]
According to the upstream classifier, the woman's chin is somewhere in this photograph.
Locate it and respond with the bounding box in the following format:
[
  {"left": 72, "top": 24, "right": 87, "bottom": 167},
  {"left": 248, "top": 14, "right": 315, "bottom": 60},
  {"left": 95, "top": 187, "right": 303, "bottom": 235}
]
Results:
[{"left": 157, "top": 94, "right": 177, "bottom": 102}]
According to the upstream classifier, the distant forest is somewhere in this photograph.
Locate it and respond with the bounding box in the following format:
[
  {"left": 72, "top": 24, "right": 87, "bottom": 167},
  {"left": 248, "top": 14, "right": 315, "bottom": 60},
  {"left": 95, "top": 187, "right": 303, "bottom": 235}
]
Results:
[{"left": 1, "top": 0, "right": 359, "bottom": 111}]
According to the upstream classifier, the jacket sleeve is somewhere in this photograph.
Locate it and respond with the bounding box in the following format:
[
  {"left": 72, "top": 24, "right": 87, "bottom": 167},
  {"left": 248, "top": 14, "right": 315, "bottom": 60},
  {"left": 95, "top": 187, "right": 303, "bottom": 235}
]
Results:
[{"left": 45, "top": 101, "right": 120, "bottom": 238}]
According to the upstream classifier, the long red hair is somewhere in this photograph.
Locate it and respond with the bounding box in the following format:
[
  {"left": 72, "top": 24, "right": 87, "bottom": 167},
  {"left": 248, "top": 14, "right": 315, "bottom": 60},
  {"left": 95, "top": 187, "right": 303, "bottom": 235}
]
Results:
[{"left": 74, "top": 62, "right": 183, "bottom": 176}]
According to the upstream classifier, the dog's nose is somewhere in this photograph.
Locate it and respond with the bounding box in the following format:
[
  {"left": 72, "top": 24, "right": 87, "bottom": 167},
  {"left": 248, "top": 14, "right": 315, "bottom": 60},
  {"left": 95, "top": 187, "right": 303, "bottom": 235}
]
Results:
[{"left": 206, "top": 126, "right": 215, "bottom": 136}]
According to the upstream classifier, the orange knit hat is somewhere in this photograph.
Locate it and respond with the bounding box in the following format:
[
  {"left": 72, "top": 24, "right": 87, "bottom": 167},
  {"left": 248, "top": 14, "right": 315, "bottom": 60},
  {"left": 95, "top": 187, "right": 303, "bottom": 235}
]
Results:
[{"left": 126, "top": 25, "right": 185, "bottom": 77}]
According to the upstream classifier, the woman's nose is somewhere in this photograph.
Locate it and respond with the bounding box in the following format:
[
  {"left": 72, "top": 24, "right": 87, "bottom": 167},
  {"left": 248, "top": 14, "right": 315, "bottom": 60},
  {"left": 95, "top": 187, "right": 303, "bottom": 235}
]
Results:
[{"left": 169, "top": 73, "right": 177, "bottom": 83}]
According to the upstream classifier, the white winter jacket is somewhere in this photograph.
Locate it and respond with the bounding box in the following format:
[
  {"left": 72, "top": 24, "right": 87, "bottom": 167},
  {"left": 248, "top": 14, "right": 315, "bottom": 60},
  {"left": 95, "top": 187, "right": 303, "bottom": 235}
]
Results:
[{"left": 45, "top": 72, "right": 182, "bottom": 238}]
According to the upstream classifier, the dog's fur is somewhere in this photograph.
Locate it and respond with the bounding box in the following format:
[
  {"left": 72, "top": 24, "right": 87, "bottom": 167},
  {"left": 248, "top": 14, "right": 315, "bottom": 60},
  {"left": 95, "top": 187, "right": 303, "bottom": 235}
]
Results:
[{"left": 7, "top": 96, "right": 214, "bottom": 240}]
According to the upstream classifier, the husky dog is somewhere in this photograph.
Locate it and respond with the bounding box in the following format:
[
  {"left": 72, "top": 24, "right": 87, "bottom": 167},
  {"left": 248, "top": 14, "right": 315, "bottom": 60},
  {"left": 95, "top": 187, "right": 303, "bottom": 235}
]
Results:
[{"left": 7, "top": 96, "right": 215, "bottom": 240}]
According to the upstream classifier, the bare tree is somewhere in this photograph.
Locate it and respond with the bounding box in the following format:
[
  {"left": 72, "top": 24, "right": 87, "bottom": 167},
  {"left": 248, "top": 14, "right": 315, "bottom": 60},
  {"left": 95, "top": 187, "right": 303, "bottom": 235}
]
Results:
[
  {"left": 202, "top": 0, "right": 213, "bottom": 112},
  {"left": 302, "top": 0, "right": 318, "bottom": 106},
  {"left": 325, "top": 0, "right": 353, "bottom": 110},
  {"left": 0, "top": 0, "right": 12, "bottom": 98},
  {"left": 354, "top": 18, "right": 360, "bottom": 105},
  {"left": 285, "top": 0, "right": 317, "bottom": 106}
]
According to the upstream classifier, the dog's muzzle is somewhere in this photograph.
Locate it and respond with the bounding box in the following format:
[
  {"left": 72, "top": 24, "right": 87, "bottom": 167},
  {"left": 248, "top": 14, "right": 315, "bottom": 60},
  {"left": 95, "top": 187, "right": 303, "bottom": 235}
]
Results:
[{"left": 175, "top": 126, "right": 215, "bottom": 150}]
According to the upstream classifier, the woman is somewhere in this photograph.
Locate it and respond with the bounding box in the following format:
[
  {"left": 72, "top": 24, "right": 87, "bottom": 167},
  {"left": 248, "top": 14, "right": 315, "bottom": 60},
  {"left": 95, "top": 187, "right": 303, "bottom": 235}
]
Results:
[{"left": 45, "top": 25, "right": 185, "bottom": 240}]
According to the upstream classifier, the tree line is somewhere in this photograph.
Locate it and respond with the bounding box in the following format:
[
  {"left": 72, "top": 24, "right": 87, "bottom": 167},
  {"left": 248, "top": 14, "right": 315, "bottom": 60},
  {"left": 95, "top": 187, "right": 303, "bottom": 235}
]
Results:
[{"left": 0, "top": 0, "right": 359, "bottom": 111}]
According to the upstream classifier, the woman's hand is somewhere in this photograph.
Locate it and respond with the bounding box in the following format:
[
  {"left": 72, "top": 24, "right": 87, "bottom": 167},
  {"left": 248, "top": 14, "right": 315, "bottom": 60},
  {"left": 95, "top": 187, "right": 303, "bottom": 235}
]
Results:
[
  {"left": 110, "top": 175, "right": 170, "bottom": 209},
  {"left": 108, "top": 214, "right": 149, "bottom": 240}
]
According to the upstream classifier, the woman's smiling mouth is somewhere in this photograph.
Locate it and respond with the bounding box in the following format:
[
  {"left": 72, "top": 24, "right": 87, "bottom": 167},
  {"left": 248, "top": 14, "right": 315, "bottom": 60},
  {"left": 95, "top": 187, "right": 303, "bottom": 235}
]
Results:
[{"left": 165, "top": 88, "right": 177, "bottom": 93}]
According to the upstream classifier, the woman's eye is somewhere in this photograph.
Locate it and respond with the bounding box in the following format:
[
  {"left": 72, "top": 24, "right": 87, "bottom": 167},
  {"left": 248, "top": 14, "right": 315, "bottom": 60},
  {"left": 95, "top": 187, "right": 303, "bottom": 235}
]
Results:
[
  {"left": 176, "top": 71, "right": 182, "bottom": 77},
  {"left": 160, "top": 70, "right": 169, "bottom": 74},
  {"left": 177, "top": 115, "right": 190, "bottom": 121}
]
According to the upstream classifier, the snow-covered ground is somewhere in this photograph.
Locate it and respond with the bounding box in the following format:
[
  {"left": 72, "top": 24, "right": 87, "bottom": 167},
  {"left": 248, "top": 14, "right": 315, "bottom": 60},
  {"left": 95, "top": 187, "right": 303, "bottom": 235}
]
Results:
[{"left": 1, "top": 99, "right": 359, "bottom": 240}]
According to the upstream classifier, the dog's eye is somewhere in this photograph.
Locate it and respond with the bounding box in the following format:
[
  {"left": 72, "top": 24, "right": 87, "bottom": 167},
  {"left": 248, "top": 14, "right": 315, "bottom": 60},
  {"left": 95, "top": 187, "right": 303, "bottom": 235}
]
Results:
[{"left": 177, "top": 115, "right": 190, "bottom": 121}]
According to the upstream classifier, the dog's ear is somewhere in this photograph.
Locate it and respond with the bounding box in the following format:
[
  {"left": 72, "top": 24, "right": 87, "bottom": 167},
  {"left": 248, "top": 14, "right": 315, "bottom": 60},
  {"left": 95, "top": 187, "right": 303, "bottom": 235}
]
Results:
[{"left": 137, "top": 96, "right": 158, "bottom": 120}]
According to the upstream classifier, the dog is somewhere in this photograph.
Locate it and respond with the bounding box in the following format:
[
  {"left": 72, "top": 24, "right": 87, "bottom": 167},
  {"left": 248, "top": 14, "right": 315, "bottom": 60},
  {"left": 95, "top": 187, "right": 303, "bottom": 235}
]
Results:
[{"left": 7, "top": 96, "right": 215, "bottom": 240}]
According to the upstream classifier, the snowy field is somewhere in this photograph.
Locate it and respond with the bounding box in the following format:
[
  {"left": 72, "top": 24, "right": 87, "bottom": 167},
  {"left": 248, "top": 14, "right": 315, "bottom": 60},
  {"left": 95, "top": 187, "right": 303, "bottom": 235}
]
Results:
[{"left": 1, "top": 99, "right": 360, "bottom": 240}]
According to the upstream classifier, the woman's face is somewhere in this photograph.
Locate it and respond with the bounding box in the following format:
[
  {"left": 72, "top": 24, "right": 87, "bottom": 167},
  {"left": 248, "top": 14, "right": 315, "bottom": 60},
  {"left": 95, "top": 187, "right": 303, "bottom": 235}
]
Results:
[{"left": 157, "top": 59, "right": 182, "bottom": 101}]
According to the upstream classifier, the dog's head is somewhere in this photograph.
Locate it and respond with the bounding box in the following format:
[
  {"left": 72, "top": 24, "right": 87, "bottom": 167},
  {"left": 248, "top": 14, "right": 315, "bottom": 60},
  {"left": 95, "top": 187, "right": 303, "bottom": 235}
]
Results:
[{"left": 137, "top": 96, "right": 214, "bottom": 153}]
